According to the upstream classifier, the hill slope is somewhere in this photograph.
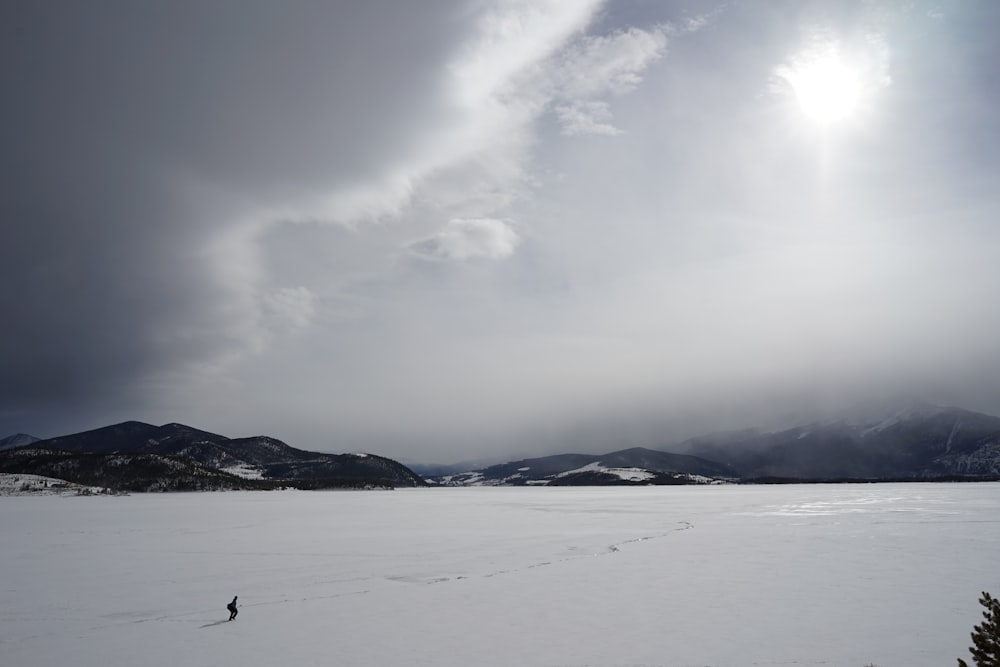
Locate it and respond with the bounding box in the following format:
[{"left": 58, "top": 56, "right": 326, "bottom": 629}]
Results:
[{"left": 0, "top": 422, "right": 424, "bottom": 491}]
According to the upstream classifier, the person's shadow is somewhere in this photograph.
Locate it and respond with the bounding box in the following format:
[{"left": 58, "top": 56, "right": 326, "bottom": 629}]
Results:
[{"left": 199, "top": 619, "right": 232, "bottom": 629}]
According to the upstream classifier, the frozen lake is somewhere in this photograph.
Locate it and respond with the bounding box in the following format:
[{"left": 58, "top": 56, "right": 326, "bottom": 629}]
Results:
[{"left": 2, "top": 483, "right": 998, "bottom": 667}]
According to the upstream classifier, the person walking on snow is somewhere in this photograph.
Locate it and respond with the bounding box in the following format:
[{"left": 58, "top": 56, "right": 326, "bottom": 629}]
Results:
[{"left": 227, "top": 596, "right": 238, "bottom": 621}]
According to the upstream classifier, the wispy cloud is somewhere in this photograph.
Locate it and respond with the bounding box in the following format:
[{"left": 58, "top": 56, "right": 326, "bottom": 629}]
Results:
[
  {"left": 554, "top": 100, "right": 623, "bottom": 136},
  {"left": 411, "top": 218, "right": 520, "bottom": 261},
  {"left": 556, "top": 26, "right": 670, "bottom": 99}
]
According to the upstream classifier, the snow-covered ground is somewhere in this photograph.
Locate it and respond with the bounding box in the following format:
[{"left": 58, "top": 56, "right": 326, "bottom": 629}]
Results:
[
  {"left": 0, "top": 472, "right": 112, "bottom": 496},
  {"left": 556, "top": 461, "right": 656, "bottom": 482},
  {"left": 218, "top": 463, "right": 265, "bottom": 479},
  {"left": 1, "top": 484, "right": 997, "bottom": 667}
]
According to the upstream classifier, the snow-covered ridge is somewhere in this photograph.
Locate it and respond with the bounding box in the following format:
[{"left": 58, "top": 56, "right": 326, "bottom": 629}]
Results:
[
  {"left": 0, "top": 433, "right": 40, "bottom": 451},
  {"left": 556, "top": 462, "right": 654, "bottom": 482},
  {"left": 219, "top": 464, "right": 265, "bottom": 480}
]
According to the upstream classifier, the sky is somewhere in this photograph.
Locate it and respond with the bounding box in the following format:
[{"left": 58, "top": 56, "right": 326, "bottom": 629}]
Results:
[{"left": 3, "top": 0, "right": 1000, "bottom": 464}]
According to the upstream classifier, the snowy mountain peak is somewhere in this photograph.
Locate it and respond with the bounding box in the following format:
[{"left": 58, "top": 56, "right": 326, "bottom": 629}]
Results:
[{"left": 0, "top": 433, "right": 40, "bottom": 451}]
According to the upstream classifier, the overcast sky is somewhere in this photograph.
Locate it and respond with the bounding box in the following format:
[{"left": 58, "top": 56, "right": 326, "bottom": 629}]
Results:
[{"left": 3, "top": 0, "right": 999, "bottom": 464}]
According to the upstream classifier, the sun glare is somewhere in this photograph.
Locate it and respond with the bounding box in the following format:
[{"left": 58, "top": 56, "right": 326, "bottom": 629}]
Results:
[{"left": 784, "top": 54, "right": 862, "bottom": 124}]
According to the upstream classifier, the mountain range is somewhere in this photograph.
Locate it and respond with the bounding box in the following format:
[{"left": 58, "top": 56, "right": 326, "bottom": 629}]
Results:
[
  {"left": 678, "top": 403, "right": 1000, "bottom": 480},
  {"left": 0, "top": 421, "right": 424, "bottom": 492},
  {"left": 426, "top": 448, "right": 737, "bottom": 486},
  {"left": 427, "top": 404, "right": 1000, "bottom": 486},
  {"left": 4, "top": 403, "right": 1000, "bottom": 491}
]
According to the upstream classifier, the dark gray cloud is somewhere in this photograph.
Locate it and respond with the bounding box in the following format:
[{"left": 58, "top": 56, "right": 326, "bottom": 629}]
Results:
[
  {"left": 1, "top": 0, "right": 465, "bottom": 429},
  {"left": 3, "top": 1, "right": 1000, "bottom": 463}
]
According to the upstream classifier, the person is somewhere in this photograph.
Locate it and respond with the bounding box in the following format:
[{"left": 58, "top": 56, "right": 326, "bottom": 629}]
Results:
[{"left": 227, "top": 596, "right": 238, "bottom": 621}]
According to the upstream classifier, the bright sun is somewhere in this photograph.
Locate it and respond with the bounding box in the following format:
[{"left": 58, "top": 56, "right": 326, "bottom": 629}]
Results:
[{"left": 786, "top": 55, "right": 862, "bottom": 124}]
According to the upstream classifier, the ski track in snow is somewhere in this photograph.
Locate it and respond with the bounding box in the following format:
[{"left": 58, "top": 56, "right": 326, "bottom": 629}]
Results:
[
  {"left": 0, "top": 587, "right": 379, "bottom": 643},
  {"left": 437, "top": 520, "right": 693, "bottom": 582},
  {"left": 144, "top": 588, "right": 377, "bottom": 627},
  {"left": 6, "top": 521, "right": 696, "bottom": 641},
  {"left": 138, "top": 521, "right": 693, "bottom": 633}
]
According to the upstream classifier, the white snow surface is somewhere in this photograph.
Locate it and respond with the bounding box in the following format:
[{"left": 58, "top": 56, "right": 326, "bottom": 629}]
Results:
[
  {"left": 430, "top": 470, "right": 486, "bottom": 485},
  {"left": 558, "top": 461, "right": 655, "bottom": 481},
  {"left": 2, "top": 484, "right": 998, "bottom": 667},
  {"left": 219, "top": 463, "right": 265, "bottom": 480},
  {"left": 0, "top": 472, "right": 111, "bottom": 496}
]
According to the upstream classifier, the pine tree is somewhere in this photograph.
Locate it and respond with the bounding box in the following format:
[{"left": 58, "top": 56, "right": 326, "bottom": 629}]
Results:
[{"left": 958, "top": 591, "right": 1000, "bottom": 667}]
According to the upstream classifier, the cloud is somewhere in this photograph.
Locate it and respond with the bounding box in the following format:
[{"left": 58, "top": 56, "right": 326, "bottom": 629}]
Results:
[
  {"left": 293, "top": 1, "right": 600, "bottom": 230},
  {"left": 0, "top": 2, "right": 761, "bottom": 447},
  {"left": 291, "top": 8, "right": 673, "bottom": 229},
  {"left": 261, "top": 287, "right": 319, "bottom": 332},
  {"left": 554, "top": 100, "right": 623, "bottom": 136},
  {"left": 411, "top": 218, "right": 521, "bottom": 261},
  {"left": 5, "top": 1, "right": 1000, "bottom": 468},
  {"left": 556, "top": 27, "right": 670, "bottom": 99},
  {"left": 546, "top": 26, "right": 670, "bottom": 136},
  {"left": 449, "top": 0, "right": 601, "bottom": 108}
]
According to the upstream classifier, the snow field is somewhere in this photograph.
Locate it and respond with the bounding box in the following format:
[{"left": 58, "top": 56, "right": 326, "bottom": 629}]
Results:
[
  {"left": 1, "top": 484, "right": 998, "bottom": 667},
  {"left": 0, "top": 472, "right": 111, "bottom": 496}
]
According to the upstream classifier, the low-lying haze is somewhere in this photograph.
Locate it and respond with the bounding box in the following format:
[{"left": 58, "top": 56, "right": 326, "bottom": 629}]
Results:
[{"left": 3, "top": 1, "right": 999, "bottom": 463}]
